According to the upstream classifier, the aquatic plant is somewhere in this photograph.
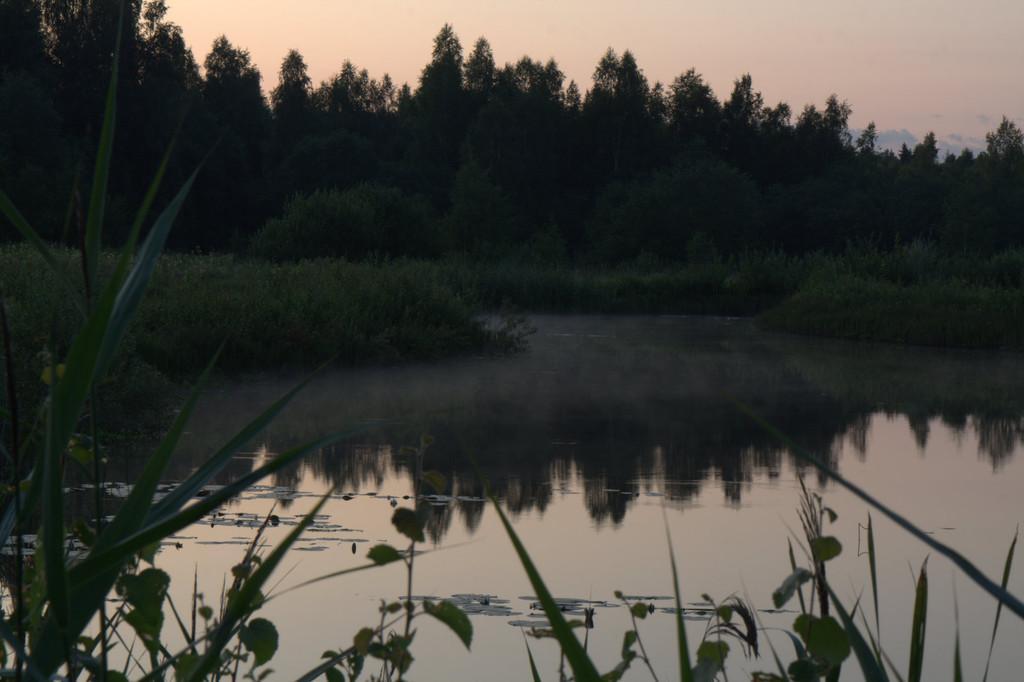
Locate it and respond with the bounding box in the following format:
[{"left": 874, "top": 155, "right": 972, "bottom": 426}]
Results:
[{"left": 0, "top": 14, "right": 471, "bottom": 679}]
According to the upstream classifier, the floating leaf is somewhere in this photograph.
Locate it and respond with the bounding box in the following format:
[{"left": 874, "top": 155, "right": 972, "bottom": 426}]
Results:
[
  {"left": 240, "top": 618, "right": 279, "bottom": 667},
  {"left": 424, "top": 600, "right": 473, "bottom": 649}
]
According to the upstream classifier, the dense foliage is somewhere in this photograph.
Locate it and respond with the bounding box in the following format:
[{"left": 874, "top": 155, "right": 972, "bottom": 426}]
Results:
[{"left": 3, "top": 0, "right": 1023, "bottom": 262}]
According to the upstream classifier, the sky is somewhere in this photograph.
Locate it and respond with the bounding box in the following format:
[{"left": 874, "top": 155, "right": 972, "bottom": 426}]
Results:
[{"left": 164, "top": 0, "right": 1024, "bottom": 153}]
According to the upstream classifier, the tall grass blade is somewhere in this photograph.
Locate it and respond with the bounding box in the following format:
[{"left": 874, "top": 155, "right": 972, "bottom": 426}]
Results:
[
  {"left": 41, "top": 355, "right": 70, "bottom": 645},
  {"left": 82, "top": 0, "right": 124, "bottom": 292},
  {"left": 867, "top": 513, "right": 881, "bottom": 653},
  {"left": 954, "top": 586, "right": 964, "bottom": 682},
  {"left": 29, "top": 430, "right": 358, "bottom": 675},
  {"left": 93, "top": 167, "right": 200, "bottom": 383},
  {"left": 73, "top": 429, "right": 358, "bottom": 583},
  {"left": 664, "top": 515, "right": 696, "bottom": 682},
  {"left": 146, "top": 365, "right": 323, "bottom": 522},
  {"left": 525, "top": 635, "right": 543, "bottom": 682},
  {"left": 825, "top": 584, "right": 890, "bottom": 682},
  {"left": 0, "top": 191, "right": 86, "bottom": 316},
  {"left": 981, "top": 528, "right": 1017, "bottom": 682},
  {"left": 907, "top": 559, "right": 928, "bottom": 682},
  {"left": 186, "top": 491, "right": 333, "bottom": 681},
  {"left": 487, "top": 492, "right": 601, "bottom": 681},
  {"left": 95, "top": 345, "right": 222, "bottom": 553},
  {"left": 737, "top": 403, "right": 1024, "bottom": 620},
  {"left": 788, "top": 537, "right": 807, "bottom": 615}
]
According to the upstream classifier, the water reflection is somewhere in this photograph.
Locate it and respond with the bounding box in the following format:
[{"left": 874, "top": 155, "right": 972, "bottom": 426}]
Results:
[{"left": 112, "top": 315, "right": 1024, "bottom": 538}]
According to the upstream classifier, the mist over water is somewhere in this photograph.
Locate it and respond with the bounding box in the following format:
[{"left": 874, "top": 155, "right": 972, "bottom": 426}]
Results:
[{"left": 101, "top": 316, "right": 1024, "bottom": 679}]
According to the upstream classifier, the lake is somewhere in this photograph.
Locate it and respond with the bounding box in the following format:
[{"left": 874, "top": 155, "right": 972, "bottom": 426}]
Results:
[{"left": 102, "top": 314, "right": 1024, "bottom": 680}]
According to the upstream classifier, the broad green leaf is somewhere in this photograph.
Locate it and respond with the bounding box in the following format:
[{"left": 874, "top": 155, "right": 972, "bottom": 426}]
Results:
[
  {"left": 810, "top": 537, "right": 843, "bottom": 563},
  {"left": 325, "top": 669, "right": 345, "bottom": 682},
  {"left": 423, "top": 600, "right": 473, "bottom": 649},
  {"left": 173, "top": 653, "right": 200, "bottom": 682},
  {"left": 118, "top": 568, "right": 170, "bottom": 652},
  {"left": 354, "top": 628, "right": 374, "bottom": 655},
  {"left": 794, "top": 614, "right": 850, "bottom": 666},
  {"left": 392, "top": 507, "right": 425, "bottom": 543},
  {"left": 788, "top": 658, "right": 817, "bottom": 682},
  {"left": 367, "top": 544, "right": 402, "bottom": 566},
  {"left": 240, "top": 618, "right": 279, "bottom": 666},
  {"left": 621, "top": 630, "right": 638, "bottom": 658},
  {"left": 773, "top": 568, "right": 813, "bottom": 609},
  {"left": 697, "top": 640, "right": 730, "bottom": 665}
]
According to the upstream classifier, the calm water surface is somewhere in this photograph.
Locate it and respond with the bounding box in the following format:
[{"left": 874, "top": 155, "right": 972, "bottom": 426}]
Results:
[{"left": 110, "top": 315, "right": 1024, "bottom": 680}]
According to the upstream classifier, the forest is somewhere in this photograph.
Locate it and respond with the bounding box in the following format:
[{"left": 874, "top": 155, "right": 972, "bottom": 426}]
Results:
[{"left": 3, "top": 0, "right": 1023, "bottom": 265}]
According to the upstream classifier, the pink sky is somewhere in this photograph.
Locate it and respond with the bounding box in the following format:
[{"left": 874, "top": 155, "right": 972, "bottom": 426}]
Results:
[{"left": 165, "top": 0, "right": 1024, "bottom": 149}]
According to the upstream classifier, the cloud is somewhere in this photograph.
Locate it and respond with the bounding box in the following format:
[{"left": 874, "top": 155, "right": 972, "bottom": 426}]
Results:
[
  {"left": 852, "top": 128, "right": 985, "bottom": 155},
  {"left": 872, "top": 128, "right": 918, "bottom": 150},
  {"left": 976, "top": 114, "right": 993, "bottom": 126}
]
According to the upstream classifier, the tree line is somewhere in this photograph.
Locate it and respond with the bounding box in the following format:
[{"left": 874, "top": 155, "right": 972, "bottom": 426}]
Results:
[{"left": 2, "top": 0, "right": 1023, "bottom": 263}]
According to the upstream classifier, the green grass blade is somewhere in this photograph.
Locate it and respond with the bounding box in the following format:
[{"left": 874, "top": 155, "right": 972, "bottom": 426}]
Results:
[
  {"left": 46, "top": 348, "right": 225, "bottom": 648},
  {"left": 982, "top": 528, "right": 1017, "bottom": 682},
  {"left": 82, "top": 0, "right": 124, "bottom": 290},
  {"left": 186, "top": 491, "right": 332, "bottom": 681},
  {"left": 525, "top": 634, "right": 543, "bottom": 682},
  {"left": 0, "top": 190, "right": 86, "bottom": 317},
  {"left": 71, "top": 429, "right": 363, "bottom": 587},
  {"left": 954, "top": 586, "right": 963, "bottom": 682},
  {"left": 95, "top": 345, "right": 222, "bottom": 553},
  {"left": 41, "top": 357, "right": 70, "bottom": 642},
  {"left": 487, "top": 492, "right": 601, "bottom": 681},
  {"left": 907, "top": 559, "right": 928, "bottom": 682},
  {"left": 146, "top": 364, "right": 325, "bottom": 522},
  {"left": 825, "top": 584, "right": 890, "bottom": 682},
  {"left": 737, "top": 402, "right": 1024, "bottom": 621},
  {"left": 788, "top": 537, "right": 807, "bottom": 615},
  {"left": 867, "top": 514, "right": 881, "bottom": 653},
  {"left": 0, "top": 616, "right": 45, "bottom": 681},
  {"left": 28, "top": 429, "right": 358, "bottom": 675},
  {"left": 92, "top": 167, "right": 200, "bottom": 384},
  {"left": 664, "top": 516, "right": 696, "bottom": 682}
]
